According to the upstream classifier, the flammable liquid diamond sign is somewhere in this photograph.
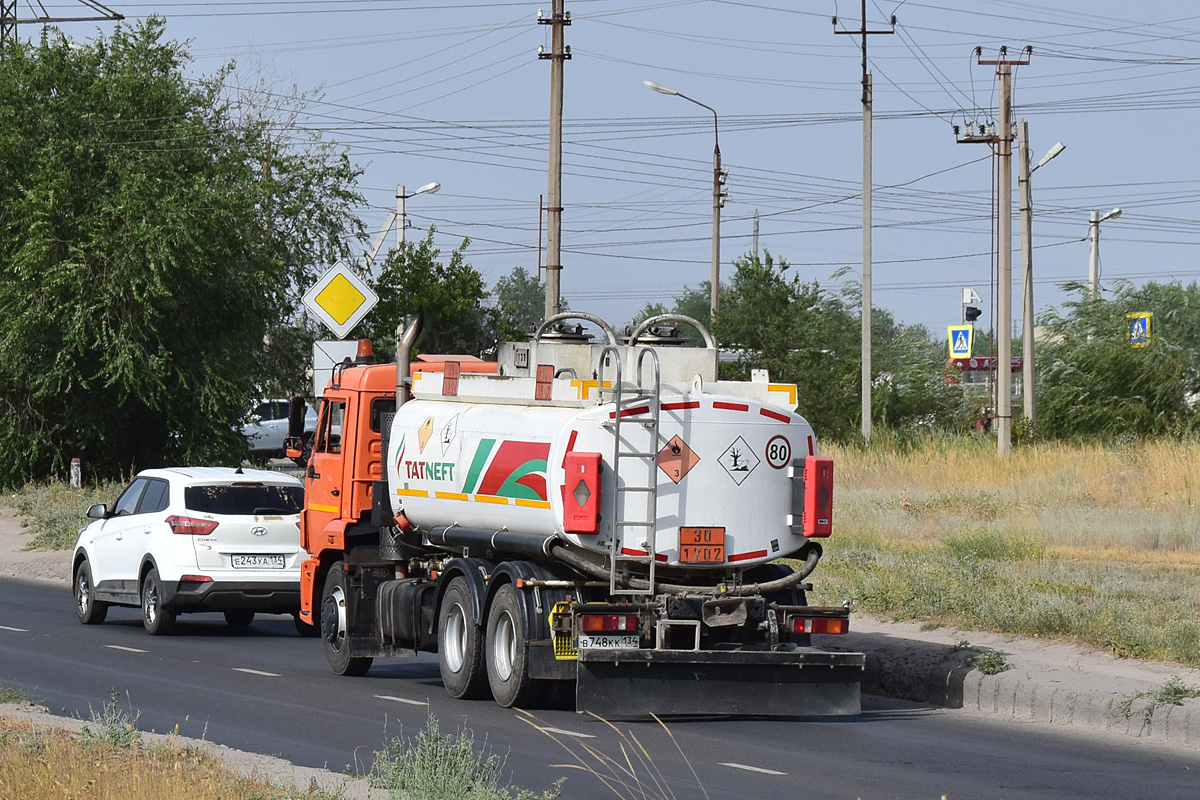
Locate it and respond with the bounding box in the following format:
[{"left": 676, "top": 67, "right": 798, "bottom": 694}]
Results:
[{"left": 302, "top": 260, "right": 378, "bottom": 339}]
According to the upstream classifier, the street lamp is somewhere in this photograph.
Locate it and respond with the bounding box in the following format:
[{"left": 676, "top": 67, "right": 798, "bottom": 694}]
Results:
[
  {"left": 643, "top": 80, "right": 724, "bottom": 320},
  {"left": 1089, "top": 207, "right": 1121, "bottom": 298},
  {"left": 397, "top": 181, "right": 441, "bottom": 247},
  {"left": 1017, "top": 123, "right": 1065, "bottom": 429}
]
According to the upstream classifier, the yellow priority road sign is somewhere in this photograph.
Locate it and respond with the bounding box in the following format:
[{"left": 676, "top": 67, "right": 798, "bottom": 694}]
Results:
[{"left": 302, "top": 261, "right": 379, "bottom": 339}]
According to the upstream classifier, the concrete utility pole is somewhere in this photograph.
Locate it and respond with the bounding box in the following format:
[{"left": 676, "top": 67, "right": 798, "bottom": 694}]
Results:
[
  {"left": 1089, "top": 208, "right": 1122, "bottom": 298},
  {"left": 1018, "top": 123, "right": 1065, "bottom": 429},
  {"left": 539, "top": 0, "right": 570, "bottom": 320},
  {"left": 643, "top": 80, "right": 725, "bottom": 320},
  {"left": 834, "top": 3, "right": 894, "bottom": 444},
  {"left": 753, "top": 210, "right": 760, "bottom": 260},
  {"left": 396, "top": 182, "right": 440, "bottom": 247},
  {"left": 958, "top": 46, "right": 1030, "bottom": 457}
]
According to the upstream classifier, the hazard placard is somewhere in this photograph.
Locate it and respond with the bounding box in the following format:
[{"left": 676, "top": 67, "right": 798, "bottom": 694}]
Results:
[
  {"left": 658, "top": 435, "right": 700, "bottom": 484},
  {"left": 302, "top": 260, "right": 378, "bottom": 339}
]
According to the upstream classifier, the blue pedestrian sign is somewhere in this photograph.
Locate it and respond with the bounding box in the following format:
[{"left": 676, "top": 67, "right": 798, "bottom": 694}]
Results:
[
  {"left": 947, "top": 325, "right": 974, "bottom": 358},
  {"left": 1127, "top": 312, "right": 1151, "bottom": 348}
]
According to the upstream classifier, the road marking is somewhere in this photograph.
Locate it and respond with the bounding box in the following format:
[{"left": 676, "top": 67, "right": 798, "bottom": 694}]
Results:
[
  {"left": 538, "top": 727, "right": 596, "bottom": 739},
  {"left": 104, "top": 645, "right": 147, "bottom": 653},
  {"left": 0, "top": 625, "right": 28, "bottom": 632},
  {"left": 233, "top": 668, "right": 281, "bottom": 677},
  {"left": 719, "top": 763, "right": 786, "bottom": 776},
  {"left": 375, "top": 695, "right": 427, "bottom": 706}
]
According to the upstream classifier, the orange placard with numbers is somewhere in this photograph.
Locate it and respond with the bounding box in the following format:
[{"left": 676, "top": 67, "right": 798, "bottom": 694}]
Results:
[{"left": 679, "top": 527, "right": 726, "bottom": 564}]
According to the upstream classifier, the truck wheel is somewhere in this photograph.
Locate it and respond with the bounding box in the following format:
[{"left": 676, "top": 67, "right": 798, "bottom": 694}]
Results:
[
  {"left": 437, "top": 577, "right": 488, "bottom": 699},
  {"left": 141, "top": 568, "right": 176, "bottom": 636},
  {"left": 224, "top": 610, "right": 255, "bottom": 628},
  {"left": 74, "top": 561, "right": 108, "bottom": 625},
  {"left": 485, "top": 583, "right": 540, "bottom": 708},
  {"left": 321, "top": 561, "right": 372, "bottom": 676}
]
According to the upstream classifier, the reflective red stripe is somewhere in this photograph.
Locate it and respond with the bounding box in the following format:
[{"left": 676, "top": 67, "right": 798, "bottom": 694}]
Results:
[
  {"left": 728, "top": 549, "right": 769, "bottom": 562},
  {"left": 662, "top": 401, "right": 700, "bottom": 411},
  {"left": 713, "top": 401, "right": 749, "bottom": 412},
  {"left": 621, "top": 548, "right": 669, "bottom": 562},
  {"left": 608, "top": 405, "right": 651, "bottom": 419},
  {"left": 759, "top": 408, "right": 791, "bottom": 423}
]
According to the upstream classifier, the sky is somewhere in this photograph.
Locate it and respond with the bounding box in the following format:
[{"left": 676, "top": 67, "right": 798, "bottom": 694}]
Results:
[{"left": 18, "top": 1, "right": 1200, "bottom": 341}]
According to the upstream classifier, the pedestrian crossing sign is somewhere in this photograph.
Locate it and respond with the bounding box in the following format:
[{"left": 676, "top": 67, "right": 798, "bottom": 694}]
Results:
[
  {"left": 947, "top": 325, "right": 974, "bottom": 358},
  {"left": 1127, "top": 312, "right": 1151, "bottom": 348}
]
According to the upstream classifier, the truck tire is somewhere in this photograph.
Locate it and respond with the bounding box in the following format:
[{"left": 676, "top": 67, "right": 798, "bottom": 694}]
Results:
[
  {"left": 74, "top": 561, "right": 108, "bottom": 625},
  {"left": 141, "top": 568, "right": 176, "bottom": 636},
  {"left": 294, "top": 612, "right": 320, "bottom": 637},
  {"left": 224, "top": 610, "right": 255, "bottom": 628},
  {"left": 485, "top": 583, "right": 541, "bottom": 708},
  {"left": 437, "top": 577, "right": 488, "bottom": 699},
  {"left": 321, "top": 561, "right": 372, "bottom": 676}
]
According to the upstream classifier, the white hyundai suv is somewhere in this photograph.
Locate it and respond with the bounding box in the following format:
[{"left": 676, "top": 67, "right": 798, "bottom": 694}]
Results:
[{"left": 72, "top": 467, "right": 313, "bottom": 636}]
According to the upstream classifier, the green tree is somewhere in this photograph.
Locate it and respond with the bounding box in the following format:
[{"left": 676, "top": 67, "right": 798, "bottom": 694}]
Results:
[
  {"left": 363, "top": 229, "right": 494, "bottom": 359},
  {"left": 493, "top": 266, "right": 548, "bottom": 342},
  {"left": 1036, "top": 287, "right": 1195, "bottom": 439},
  {"left": 0, "top": 22, "right": 363, "bottom": 486}
]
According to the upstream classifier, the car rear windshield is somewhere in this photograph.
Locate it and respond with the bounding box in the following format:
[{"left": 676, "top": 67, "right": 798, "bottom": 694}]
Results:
[{"left": 184, "top": 483, "right": 303, "bottom": 516}]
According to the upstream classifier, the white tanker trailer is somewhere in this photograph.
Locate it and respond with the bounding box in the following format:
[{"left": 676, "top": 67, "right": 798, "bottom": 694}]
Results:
[{"left": 292, "top": 313, "right": 864, "bottom": 716}]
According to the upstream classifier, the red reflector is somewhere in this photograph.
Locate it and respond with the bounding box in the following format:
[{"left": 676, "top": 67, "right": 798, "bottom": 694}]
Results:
[
  {"left": 579, "top": 614, "right": 638, "bottom": 633},
  {"left": 167, "top": 515, "right": 219, "bottom": 535},
  {"left": 179, "top": 575, "right": 213, "bottom": 584},
  {"left": 792, "top": 616, "right": 848, "bottom": 635}
]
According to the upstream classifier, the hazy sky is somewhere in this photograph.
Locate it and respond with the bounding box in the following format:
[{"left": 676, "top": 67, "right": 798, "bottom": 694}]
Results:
[{"left": 24, "top": 1, "right": 1200, "bottom": 338}]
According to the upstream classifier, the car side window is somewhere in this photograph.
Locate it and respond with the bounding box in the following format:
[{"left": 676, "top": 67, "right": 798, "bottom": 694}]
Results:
[
  {"left": 111, "top": 478, "right": 149, "bottom": 517},
  {"left": 252, "top": 402, "right": 274, "bottom": 421},
  {"left": 316, "top": 401, "right": 345, "bottom": 455},
  {"left": 137, "top": 479, "right": 170, "bottom": 514},
  {"left": 272, "top": 401, "right": 290, "bottom": 420}
]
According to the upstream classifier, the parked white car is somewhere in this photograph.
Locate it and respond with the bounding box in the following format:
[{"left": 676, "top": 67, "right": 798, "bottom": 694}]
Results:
[
  {"left": 72, "top": 467, "right": 314, "bottom": 636},
  {"left": 243, "top": 400, "right": 317, "bottom": 464}
]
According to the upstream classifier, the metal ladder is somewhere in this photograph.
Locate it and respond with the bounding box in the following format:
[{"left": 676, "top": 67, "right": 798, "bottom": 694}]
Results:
[{"left": 598, "top": 345, "right": 662, "bottom": 596}]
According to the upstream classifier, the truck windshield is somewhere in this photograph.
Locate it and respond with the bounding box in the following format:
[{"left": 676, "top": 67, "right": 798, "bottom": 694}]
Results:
[{"left": 184, "top": 484, "right": 304, "bottom": 516}]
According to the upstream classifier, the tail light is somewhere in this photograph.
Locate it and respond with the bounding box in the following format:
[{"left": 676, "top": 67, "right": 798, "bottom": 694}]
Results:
[
  {"left": 179, "top": 575, "right": 213, "bottom": 584},
  {"left": 579, "top": 614, "right": 638, "bottom": 633},
  {"left": 167, "top": 515, "right": 219, "bottom": 535},
  {"left": 792, "top": 616, "right": 848, "bottom": 635}
]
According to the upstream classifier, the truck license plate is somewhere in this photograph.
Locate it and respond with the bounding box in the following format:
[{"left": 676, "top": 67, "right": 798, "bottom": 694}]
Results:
[
  {"left": 679, "top": 526, "right": 726, "bottom": 564},
  {"left": 578, "top": 634, "right": 640, "bottom": 650},
  {"left": 231, "top": 554, "right": 285, "bottom": 569}
]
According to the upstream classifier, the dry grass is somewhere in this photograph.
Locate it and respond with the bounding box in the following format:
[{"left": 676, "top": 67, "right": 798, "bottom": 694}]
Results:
[
  {"left": 809, "top": 436, "right": 1200, "bottom": 666},
  {"left": 0, "top": 716, "right": 337, "bottom": 800}
]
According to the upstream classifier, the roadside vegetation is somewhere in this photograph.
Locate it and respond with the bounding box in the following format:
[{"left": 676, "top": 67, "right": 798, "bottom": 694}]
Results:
[
  {"left": 10, "top": 479, "right": 123, "bottom": 550},
  {"left": 0, "top": 691, "right": 344, "bottom": 800},
  {"left": 810, "top": 434, "right": 1200, "bottom": 667}
]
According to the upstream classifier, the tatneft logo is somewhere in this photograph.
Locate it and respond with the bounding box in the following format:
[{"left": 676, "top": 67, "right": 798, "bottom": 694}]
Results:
[
  {"left": 250, "top": 526, "right": 268, "bottom": 537},
  {"left": 404, "top": 461, "right": 456, "bottom": 481}
]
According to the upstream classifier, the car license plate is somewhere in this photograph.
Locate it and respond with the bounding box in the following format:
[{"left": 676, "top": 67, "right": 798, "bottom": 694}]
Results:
[
  {"left": 578, "top": 634, "right": 640, "bottom": 650},
  {"left": 231, "top": 554, "right": 285, "bottom": 569}
]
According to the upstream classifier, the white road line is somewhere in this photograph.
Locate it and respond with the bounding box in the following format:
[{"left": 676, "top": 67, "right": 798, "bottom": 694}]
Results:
[
  {"left": 233, "top": 668, "right": 281, "bottom": 677},
  {"left": 538, "top": 727, "right": 596, "bottom": 739},
  {"left": 104, "top": 645, "right": 147, "bottom": 653},
  {"left": 375, "top": 695, "right": 427, "bottom": 706},
  {"left": 719, "top": 762, "right": 786, "bottom": 776},
  {"left": 0, "top": 625, "right": 28, "bottom": 632}
]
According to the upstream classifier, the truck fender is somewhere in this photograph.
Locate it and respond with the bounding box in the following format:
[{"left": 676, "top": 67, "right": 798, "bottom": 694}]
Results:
[
  {"left": 434, "top": 557, "right": 495, "bottom": 627},
  {"left": 484, "top": 560, "right": 578, "bottom": 642}
]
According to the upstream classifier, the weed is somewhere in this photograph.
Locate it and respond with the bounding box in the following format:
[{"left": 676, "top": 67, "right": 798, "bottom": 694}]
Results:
[
  {"left": 0, "top": 686, "right": 29, "bottom": 705},
  {"left": 972, "top": 650, "right": 1012, "bottom": 675},
  {"left": 370, "top": 713, "right": 561, "bottom": 800},
  {"left": 11, "top": 478, "right": 124, "bottom": 550},
  {"left": 80, "top": 689, "right": 143, "bottom": 749},
  {"left": 1117, "top": 676, "right": 1200, "bottom": 719}
]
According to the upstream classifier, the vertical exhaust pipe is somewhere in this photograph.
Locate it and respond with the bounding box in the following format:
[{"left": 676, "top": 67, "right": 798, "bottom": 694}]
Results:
[{"left": 395, "top": 309, "right": 424, "bottom": 408}]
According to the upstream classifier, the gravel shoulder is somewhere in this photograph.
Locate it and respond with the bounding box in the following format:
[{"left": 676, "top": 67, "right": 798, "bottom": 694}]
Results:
[{"left": 3, "top": 504, "right": 1198, "bottom": 757}]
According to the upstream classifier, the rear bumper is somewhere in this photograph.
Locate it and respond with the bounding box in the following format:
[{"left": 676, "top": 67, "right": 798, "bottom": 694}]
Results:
[
  {"left": 575, "top": 646, "right": 865, "bottom": 717},
  {"left": 164, "top": 579, "right": 301, "bottom": 614}
]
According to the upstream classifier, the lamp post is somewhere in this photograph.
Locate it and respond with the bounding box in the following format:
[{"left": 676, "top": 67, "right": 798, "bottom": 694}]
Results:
[
  {"left": 397, "top": 181, "right": 441, "bottom": 247},
  {"left": 1089, "top": 207, "right": 1122, "bottom": 298},
  {"left": 643, "top": 80, "right": 723, "bottom": 321},
  {"left": 1017, "top": 124, "right": 1065, "bottom": 429}
]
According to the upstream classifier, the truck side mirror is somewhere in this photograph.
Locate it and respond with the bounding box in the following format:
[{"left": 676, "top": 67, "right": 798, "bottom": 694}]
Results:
[{"left": 288, "top": 397, "right": 306, "bottom": 440}]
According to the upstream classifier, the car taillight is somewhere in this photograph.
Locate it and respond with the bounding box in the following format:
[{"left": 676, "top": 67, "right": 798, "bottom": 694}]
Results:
[
  {"left": 792, "top": 616, "right": 848, "bottom": 635},
  {"left": 167, "top": 515, "right": 219, "bottom": 535},
  {"left": 579, "top": 614, "right": 638, "bottom": 633},
  {"left": 179, "top": 575, "right": 213, "bottom": 583}
]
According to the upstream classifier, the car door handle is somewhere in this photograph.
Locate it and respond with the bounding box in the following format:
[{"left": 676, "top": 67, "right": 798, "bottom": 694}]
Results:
[
  {"left": 143, "top": 528, "right": 152, "bottom": 535},
  {"left": 330, "top": 489, "right": 339, "bottom": 497}
]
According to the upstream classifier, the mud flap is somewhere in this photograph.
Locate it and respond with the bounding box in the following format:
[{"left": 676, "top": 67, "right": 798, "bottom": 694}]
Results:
[{"left": 575, "top": 648, "right": 865, "bottom": 717}]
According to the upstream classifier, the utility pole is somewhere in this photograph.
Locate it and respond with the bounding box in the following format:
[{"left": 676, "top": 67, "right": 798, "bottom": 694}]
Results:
[
  {"left": 0, "top": 0, "right": 122, "bottom": 58},
  {"left": 834, "top": 3, "right": 894, "bottom": 444},
  {"left": 538, "top": 1, "right": 570, "bottom": 320},
  {"left": 753, "top": 210, "right": 760, "bottom": 260},
  {"left": 1089, "top": 208, "right": 1122, "bottom": 298}
]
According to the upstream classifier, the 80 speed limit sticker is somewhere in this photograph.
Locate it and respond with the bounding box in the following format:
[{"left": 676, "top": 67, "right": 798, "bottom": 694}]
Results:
[{"left": 764, "top": 435, "right": 791, "bottom": 469}]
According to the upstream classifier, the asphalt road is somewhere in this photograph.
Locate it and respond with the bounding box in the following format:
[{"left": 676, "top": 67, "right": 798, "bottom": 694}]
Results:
[{"left": 2, "top": 577, "right": 1198, "bottom": 799}]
